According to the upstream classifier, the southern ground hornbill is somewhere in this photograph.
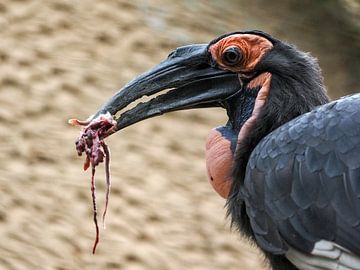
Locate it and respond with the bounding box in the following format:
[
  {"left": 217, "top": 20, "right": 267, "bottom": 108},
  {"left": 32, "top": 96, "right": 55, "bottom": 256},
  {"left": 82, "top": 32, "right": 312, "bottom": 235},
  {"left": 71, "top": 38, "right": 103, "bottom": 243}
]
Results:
[{"left": 73, "top": 30, "right": 360, "bottom": 269}]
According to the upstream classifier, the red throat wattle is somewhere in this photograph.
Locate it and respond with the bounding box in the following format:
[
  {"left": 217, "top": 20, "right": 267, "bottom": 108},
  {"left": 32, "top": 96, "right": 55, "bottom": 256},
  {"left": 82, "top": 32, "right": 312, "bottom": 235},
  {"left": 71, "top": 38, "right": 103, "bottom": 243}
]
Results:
[{"left": 206, "top": 129, "right": 234, "bottom": 198}]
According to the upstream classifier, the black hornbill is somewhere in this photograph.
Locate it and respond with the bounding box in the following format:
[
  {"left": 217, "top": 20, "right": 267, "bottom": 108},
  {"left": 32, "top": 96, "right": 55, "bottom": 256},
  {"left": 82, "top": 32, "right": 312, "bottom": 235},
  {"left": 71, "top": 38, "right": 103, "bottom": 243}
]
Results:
[{"left": 89, "top": 31, "right": 360, "bottom": 269}]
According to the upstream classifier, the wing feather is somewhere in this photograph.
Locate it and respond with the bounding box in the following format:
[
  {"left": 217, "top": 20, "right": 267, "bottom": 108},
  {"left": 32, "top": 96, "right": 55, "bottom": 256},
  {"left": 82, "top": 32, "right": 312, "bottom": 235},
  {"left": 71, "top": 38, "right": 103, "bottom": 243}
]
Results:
[{"left": 242, "top": 94, "right": 360, "bottom": 260}]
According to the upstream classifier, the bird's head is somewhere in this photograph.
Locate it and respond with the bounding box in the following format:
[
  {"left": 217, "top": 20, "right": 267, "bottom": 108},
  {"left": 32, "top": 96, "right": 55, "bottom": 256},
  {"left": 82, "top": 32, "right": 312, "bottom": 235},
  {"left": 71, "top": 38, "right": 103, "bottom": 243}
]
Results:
[
  {"left": 95, "top": 31, "right": 268, "bottom": 126},
  {"left": 91, "top": 30, "right": 328, "bottom": 197}
]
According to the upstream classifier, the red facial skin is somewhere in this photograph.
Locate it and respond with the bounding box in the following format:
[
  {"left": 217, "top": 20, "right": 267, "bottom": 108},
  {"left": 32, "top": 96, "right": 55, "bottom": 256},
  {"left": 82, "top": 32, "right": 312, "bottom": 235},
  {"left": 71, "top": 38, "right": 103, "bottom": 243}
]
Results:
[
  {"left": 205, "top": 35, "right": 273, "bottom": 199},
  {"left": 208, "top": 34, "right": 273, "bottom": 73}
]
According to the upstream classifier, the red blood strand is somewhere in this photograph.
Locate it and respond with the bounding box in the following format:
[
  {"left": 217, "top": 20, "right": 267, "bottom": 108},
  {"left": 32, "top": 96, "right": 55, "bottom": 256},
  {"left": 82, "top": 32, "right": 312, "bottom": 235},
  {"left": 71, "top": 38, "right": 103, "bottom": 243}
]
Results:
[{"left": 91, "top": 166, "right": 99, "bottom": 254}]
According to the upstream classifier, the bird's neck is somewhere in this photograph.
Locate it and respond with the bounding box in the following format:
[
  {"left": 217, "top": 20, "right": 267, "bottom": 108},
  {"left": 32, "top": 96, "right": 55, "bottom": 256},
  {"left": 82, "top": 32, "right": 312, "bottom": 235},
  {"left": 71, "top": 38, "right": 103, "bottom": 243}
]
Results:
[
  {"left": 224, "top": 72, "right": 272, "bottom": 154},
  {"left": 230, "top": 69, "right": 329, "bottom": 185},
  {"left": 227, "top": 64, "right": 329, "bottom": 238}
]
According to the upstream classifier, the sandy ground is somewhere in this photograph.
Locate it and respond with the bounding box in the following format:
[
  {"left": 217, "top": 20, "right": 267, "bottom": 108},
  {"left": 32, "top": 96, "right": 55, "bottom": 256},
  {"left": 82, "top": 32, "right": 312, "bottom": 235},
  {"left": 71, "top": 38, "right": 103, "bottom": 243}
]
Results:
[{"left": 0, "top": 1, "right": 357, "bottom": 270}]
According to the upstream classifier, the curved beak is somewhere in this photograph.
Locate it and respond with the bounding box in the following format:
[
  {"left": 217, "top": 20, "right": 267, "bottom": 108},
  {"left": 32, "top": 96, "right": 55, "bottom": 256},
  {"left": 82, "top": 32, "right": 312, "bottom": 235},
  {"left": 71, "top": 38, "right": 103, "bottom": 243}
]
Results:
[{"left": 93, "top": 44, "right": 241, "bottom": 133}]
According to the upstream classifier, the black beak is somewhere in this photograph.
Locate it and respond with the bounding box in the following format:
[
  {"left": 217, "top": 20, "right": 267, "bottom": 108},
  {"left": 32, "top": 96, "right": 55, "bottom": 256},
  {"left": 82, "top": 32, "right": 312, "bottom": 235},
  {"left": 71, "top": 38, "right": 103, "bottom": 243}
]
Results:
[{"left": 93, "top": 44, "right": 241, "bottom": 132}]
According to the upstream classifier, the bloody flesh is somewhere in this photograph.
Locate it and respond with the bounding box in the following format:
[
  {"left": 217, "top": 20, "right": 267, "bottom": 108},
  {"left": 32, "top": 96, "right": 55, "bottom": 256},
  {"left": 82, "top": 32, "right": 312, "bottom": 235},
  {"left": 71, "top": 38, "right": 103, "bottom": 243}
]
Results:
[{"left": 69, "top": 113, "right": 116, "bottom": 254}]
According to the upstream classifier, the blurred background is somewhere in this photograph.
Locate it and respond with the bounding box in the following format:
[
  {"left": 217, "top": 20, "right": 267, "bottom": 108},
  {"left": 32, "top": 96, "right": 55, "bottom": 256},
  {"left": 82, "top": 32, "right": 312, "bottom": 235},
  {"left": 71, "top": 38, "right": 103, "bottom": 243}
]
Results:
[{"left": 0, "top": 1, "right": 359, "bottom": 269}]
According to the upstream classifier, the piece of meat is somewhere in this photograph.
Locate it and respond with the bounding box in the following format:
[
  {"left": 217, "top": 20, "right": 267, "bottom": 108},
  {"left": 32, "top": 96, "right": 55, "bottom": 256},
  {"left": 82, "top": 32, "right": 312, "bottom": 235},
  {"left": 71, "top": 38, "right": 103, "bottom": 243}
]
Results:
[{"left": 69, "top": 113, "right": 116, "bottom": 254}]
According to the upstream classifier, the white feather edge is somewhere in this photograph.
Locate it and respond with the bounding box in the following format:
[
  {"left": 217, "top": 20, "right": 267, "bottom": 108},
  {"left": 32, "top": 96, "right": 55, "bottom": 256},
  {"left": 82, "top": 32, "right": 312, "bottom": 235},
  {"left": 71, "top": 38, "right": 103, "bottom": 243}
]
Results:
[{"left": 286, "top": 240, "right": 360, "bottom": 270}]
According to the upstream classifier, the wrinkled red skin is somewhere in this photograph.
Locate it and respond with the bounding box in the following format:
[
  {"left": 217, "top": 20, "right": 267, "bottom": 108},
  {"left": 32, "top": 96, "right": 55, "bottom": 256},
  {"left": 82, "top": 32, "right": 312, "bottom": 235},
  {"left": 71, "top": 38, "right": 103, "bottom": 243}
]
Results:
[{"left": 71, "top": 115, "right": 116, "bottom": 254}]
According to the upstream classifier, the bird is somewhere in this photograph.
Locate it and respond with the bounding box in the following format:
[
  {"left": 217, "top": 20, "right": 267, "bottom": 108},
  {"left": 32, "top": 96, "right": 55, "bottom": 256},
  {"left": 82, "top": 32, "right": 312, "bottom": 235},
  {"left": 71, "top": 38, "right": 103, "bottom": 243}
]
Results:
[{"left": 89, "top": 30, "right": 360, "bottom": 270}]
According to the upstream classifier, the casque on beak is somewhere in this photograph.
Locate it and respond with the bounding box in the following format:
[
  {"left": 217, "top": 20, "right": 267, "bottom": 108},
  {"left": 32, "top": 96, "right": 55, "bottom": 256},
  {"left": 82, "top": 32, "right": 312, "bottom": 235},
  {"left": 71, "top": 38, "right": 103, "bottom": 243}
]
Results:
[{"left": 93, "top": 44, "right": 241, "bottom": 133}]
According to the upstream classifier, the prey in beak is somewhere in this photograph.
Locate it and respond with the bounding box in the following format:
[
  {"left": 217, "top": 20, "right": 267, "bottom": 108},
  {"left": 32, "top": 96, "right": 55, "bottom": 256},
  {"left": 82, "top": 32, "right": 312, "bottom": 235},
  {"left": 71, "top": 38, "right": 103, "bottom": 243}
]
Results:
[{"left": 93, "top": 43, "right": 242, "bottom": 133}]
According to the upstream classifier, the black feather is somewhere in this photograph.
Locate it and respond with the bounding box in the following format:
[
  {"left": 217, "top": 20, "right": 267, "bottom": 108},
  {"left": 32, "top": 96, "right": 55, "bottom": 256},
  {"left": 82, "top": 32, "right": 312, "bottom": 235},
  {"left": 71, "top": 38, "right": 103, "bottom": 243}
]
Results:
[{"left": 237, "top": 95, "right": 360, "bottom": 260}]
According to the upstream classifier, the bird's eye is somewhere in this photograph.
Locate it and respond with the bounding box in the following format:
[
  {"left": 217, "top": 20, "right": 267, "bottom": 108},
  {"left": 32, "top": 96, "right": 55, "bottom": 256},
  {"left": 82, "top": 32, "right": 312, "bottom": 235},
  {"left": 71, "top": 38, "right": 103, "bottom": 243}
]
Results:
[{"left": 222, "top": 47, "right": 242, "bottom": 65}]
